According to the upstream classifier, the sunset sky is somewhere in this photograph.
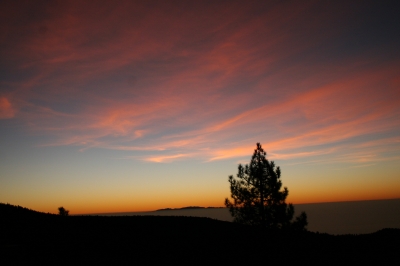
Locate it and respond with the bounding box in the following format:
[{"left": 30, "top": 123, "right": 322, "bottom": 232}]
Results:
[{"left": 1, "top": 1, "right": 399, "bottom": 214}]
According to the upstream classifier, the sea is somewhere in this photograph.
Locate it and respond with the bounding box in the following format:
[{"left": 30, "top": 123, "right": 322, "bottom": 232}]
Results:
[{"left": 87, "top": 198, "right": 400, "bottom": 235}]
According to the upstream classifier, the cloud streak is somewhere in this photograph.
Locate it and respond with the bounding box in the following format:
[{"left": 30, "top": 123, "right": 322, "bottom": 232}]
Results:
[{"left": 1, "top": 0, "right": 399, "bottom": 167}]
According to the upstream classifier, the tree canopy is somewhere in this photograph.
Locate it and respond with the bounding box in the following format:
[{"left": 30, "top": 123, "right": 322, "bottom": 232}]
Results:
[{"left": 225, "top": 143, "right": 307, "bottom": 230}]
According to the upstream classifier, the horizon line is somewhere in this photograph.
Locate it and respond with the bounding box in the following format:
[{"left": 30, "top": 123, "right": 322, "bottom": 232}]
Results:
[{"left": 75, "top": 198, "right": 400, "bottom": 216}]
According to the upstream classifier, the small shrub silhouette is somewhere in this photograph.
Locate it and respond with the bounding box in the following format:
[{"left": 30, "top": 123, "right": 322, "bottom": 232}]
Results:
[{"left": 58, "top": 206, "right": 69, "bottom": 216}]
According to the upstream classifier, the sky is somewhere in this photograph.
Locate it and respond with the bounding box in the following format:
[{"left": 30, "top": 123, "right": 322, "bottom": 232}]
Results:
[{"left": 1, "top": 0, "right": 399, "bottom": 214}]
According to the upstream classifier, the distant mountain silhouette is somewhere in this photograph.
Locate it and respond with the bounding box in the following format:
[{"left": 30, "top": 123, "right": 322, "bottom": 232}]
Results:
[{"left": 155, "top": 206, "right": 224, "bottom": 211}]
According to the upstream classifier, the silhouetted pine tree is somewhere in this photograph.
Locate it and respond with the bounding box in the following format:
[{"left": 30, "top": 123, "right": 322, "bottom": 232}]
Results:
[{"left": 225, "top": 143, "right": 307, "bottom": 230}]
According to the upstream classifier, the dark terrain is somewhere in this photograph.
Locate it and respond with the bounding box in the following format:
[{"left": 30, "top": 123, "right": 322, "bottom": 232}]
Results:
[{"left": 1, "top": 203, "right": 399, "bottom": 265}]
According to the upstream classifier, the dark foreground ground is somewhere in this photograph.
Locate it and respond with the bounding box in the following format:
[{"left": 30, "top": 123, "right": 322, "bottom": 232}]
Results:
[{"left": 1, "top": 203, "right": 399, "bottom": 265}]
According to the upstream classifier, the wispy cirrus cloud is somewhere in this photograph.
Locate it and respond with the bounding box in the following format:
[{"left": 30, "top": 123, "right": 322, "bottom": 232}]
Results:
[{"left": 1, "top": 1, "right": 399, "bottom": 166}]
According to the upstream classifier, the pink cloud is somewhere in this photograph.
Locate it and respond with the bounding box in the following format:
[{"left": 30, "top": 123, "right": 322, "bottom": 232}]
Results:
[
  {"left": 17, "top": 60, "right": 399, "bottom": 165},
  {"left": 1, "top": 1, "right": 399, "bottom": 166},
  {"left": 144, "top": 153, "right": 192, "bottom": 163},
  {"left": 0, "top": 97, "right": 15, "bottom": 119}
]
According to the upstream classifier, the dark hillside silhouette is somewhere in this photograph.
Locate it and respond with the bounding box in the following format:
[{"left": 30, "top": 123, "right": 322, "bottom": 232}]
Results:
[
  {"left": 0, "top": 202, "right": 52, "bottom": 217},
  {"left": 1, "top": 202, "right": 399, "bottom": 264}
]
